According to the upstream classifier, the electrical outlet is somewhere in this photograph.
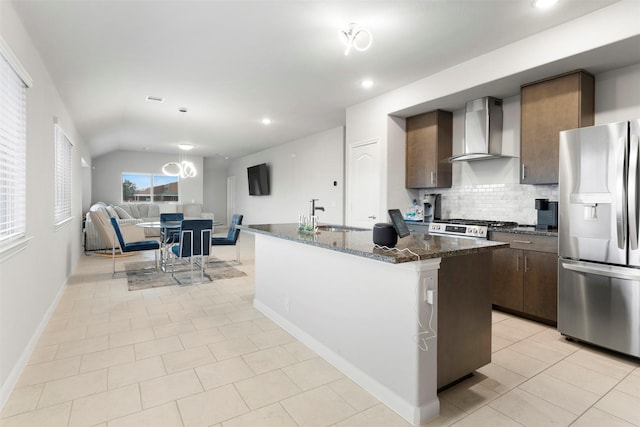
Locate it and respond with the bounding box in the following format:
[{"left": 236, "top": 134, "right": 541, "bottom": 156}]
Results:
[{"left": 425, "top": 290, "right": 434, "bottom": 305}]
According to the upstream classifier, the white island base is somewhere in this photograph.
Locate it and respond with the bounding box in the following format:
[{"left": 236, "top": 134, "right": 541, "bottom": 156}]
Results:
[{"left": 252, "top": 233, "right": 442, "bottom": 425}]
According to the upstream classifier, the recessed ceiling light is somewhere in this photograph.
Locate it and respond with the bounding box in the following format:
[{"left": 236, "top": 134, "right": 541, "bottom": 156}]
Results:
[
  {"left": 146, "top": 95, "right": 164, "bottom": 102},
  {"left": 361, "top": 79, "right": 374, "bottom": 88},
  {"left": 532, "top": 0, "right": 558, "bottom": 8},
  {"left": 262, "top": 118, "right": 272, "bottom": 125},
  {"left": 178, "top": 143, "right": 194, "bottom": 150}
]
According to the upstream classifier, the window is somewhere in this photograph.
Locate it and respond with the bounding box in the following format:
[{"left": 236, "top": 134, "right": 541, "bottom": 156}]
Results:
[
  {"left": 0, "top": 40, "right": 30, "bottom": 249},
  {"left": 122, "top": 173, "right": 179, "bottom": 203},
  {"left": 54, "top": 124, "right": 73, "bottom": 224}
]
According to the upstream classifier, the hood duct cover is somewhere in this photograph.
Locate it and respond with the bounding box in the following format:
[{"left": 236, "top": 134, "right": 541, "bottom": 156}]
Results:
[{"left": 448, "top": 96, "right": 511, "bottom": 162}]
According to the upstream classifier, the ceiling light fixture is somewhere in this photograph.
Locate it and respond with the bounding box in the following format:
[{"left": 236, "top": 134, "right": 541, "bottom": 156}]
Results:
[
  {"left": 339, "top": 23, "right": 372, "bottom": 56},
  {"left": 361, "top": 79, "right": 374, "bottom": 88},
  {"left": 532, "top": 0, "right": 559, "bottom": 8},
  {"left": 162, "top": 109, "right": 197, "bottom": 178},
  {"left": 262, "top": 118, "right": 272, "bottom": 125}
]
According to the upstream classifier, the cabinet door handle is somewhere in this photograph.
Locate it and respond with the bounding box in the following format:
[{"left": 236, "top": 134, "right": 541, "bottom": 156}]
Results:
[
  {"left": 513, "top": 240, "right": 533, "bottom": 244},
  {"left": 516, "top": 256, "right": 520, "bottom": 272},
  {"left": 521, "top": 164, "right": 526, "bottom": 180},
  {"left": 524, "top": 255, "right": 529, "bottom": 273},
  {"left": 430, "top": 171, "right": 435, "bottom": 185}
]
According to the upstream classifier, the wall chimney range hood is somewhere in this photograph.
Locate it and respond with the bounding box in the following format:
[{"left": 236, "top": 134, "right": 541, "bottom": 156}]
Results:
[{"left": 448, "top": 96, "right": 510, "bottom": 163}]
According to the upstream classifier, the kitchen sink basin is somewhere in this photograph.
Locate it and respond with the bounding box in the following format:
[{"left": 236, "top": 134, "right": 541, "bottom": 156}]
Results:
[{"left": 316, "top": 224, "right": 369, "bottom": 232}]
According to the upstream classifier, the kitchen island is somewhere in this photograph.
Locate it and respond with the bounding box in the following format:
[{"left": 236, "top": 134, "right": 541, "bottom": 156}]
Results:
[{"left": 241, "top": 223, "right": 507, "bottom": 425}]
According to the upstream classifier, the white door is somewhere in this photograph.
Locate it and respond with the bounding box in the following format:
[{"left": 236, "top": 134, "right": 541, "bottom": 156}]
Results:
[
  {"left": 347, "top": 140, "right": 381, "bottom": 228},
  {"left": 226, "top": 176, "right": 235, "bottom": 225}
]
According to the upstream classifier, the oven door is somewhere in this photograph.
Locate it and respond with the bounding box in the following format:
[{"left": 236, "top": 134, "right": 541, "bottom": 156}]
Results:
[{"left": 558, "top": 258, "right": 640, "bottom": 358}]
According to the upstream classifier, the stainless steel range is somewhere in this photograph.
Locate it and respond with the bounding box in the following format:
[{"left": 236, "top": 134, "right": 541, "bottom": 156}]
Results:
[{"left": 428, "top": 219, "right": 518, "bottom": 239}]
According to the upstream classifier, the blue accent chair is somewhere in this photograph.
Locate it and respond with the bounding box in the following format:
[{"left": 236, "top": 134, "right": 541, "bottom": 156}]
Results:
[
  {"left": 211, "top": 214, "right": 243, "bottom": 263},
  {"left": 110, "top": 217, "right": 160, "bottom": 277},
  {"left": 170, "top": 219, "right": 213, "bottom": 284}
]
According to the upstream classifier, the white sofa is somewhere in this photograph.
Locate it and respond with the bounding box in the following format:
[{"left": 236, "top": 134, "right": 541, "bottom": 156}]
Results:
[{"left": 84, "top": 202, "right": 213, "bottom": 251}]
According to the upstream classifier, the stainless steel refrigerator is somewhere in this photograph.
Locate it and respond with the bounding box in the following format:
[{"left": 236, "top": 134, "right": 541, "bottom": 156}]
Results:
[{"left": 558, "top": 119, "right": 640, "bottom": 358}]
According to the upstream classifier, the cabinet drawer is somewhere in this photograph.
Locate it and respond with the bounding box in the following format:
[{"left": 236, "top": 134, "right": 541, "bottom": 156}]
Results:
[{"left": 490, "top": 232, "right": 557, "bottom": 253}]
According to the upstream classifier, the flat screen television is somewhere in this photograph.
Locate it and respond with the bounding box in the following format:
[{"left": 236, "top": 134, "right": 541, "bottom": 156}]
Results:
[{"left": 247, "top": 163, "right": 270, "bottom": 196}]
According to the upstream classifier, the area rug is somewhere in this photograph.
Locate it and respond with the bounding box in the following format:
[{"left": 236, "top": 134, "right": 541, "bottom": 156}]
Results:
[{"left": 125, "top": 258, "right": 247, "bottom": 291}]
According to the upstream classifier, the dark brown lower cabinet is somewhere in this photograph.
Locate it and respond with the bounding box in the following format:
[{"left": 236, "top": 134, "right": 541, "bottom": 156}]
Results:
[{"left": 490, "top": 232, "right": 558, "bottom": 325}]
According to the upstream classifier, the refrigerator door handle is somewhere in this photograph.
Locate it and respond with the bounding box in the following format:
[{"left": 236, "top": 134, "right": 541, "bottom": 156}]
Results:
[
  {"left": 630, "top": 135, "right": 639, "bottom": 250},
  {"left": 561, "top": 260, "right": 640, "bottom": 281},
  {"left": 617, "top": 137, "right": 628, "bottom": 249}
]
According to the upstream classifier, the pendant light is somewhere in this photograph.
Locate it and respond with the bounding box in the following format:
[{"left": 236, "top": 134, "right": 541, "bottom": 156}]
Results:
[{"left": 162, "top": 108, "right": 197, "bottom": 178}]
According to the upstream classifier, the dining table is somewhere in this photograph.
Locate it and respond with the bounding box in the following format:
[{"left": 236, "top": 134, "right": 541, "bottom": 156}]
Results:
[{"left": 136, "top": 219, "right": 223, "bottom": 271}]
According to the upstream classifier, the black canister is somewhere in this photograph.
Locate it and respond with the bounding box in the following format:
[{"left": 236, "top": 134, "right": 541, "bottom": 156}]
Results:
[{"left": 373, "top": 223, "right": 398, "bottom": 247}]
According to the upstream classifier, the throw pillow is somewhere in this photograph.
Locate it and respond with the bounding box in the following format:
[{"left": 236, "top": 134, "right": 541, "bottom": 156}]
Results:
[
  {"left": 127, "top": 204, "right": 141, "bottom": 218},
  {"left": 137, "top": 204, "right": 149, "bottom": 218},
  {"left": 147, "top": 204, "right": 160, "bottom": 218},
  {"left": 106, "top": 205, "right": 119, "bottom": 218},
  {"left": 114, "top": 205, "right": 133, "bottom": 219}
]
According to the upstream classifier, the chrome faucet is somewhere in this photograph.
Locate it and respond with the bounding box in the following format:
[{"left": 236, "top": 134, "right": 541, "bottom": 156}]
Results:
[{"left": 310, "top": 199, "right": 325, "bottom": 218}]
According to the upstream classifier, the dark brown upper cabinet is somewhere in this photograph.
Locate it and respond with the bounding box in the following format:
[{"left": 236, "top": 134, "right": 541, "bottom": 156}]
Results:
[
  {"left": 406, "top": 109, "right": 452, "bottom": 189},
  {"left": 520, "top": 70, "right": 595, "bottom": 184}
]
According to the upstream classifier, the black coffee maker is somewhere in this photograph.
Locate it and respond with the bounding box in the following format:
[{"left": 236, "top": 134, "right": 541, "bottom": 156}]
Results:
[{"left": 535, "top": 199, "right": 558, "bottom": 230}]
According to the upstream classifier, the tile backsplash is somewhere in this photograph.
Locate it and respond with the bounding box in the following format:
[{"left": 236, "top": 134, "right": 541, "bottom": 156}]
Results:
[{"left": 420, "top": 183, "right": 558, "bottom": 226}]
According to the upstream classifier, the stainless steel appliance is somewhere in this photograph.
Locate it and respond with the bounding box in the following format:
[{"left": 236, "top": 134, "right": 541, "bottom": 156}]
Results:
[
  {"left": 447, "top": 97, "right": 510, "bottom": 162},
  {"left": 427, "top": 219, "right": 518, "bottom": 239},
  {"left": 558, "top": 119, "right": 640, "bottom": 358}
]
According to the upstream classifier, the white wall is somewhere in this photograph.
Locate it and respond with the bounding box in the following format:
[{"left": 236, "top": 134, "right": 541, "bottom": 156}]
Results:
[
  {"left": 91, "top": 150, "right": 204, "bottom": 207},
  {"left": 228, "top": 127, "right": 345, "bottom": 226},
  {"left": 595, "top": 62, "right": 640, "bottom": 124},
  {"left": 346, "top": 1, "right": 640, "bottom": 225},
  {"left": 0, "top": 1, "right": 88, "bottom": 408},
  {"left": 203, "top": 157, "right": 229, "bottom": 225}
]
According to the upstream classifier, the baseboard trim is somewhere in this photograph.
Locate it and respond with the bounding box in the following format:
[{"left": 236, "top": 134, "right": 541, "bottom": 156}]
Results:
[
  {"left": 253, "top": 299, "right": 439, "bottom": 425},
  {"left": 0, "top": 280, "right": 67, "bottom": 412}
]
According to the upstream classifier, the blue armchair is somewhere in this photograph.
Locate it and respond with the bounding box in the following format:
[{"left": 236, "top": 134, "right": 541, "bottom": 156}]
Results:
[
  {"left": 109, "top": 217, "right": 160, "bottom": 277},
  {"left": 211, "top": 214, "right": 243, "bottom": 263},
  {"left": 170, "top": 219, "right": 213, "bottom": 284}
]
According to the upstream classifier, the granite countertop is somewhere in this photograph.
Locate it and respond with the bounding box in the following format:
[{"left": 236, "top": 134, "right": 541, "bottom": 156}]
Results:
[
  {"left": 490, "top": 225, "right": 558, "bottom": 238},
  {"left": 240, "top": 223, "right": 508, "bottom": 264}
]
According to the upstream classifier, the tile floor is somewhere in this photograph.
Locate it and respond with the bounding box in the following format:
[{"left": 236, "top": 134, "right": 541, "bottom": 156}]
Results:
[{"left": 1, "top": 232, "right": 640, "bottom": 426}]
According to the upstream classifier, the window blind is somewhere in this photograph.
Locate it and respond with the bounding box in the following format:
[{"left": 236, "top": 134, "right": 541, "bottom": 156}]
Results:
[
  {"left": 0, "top": 52, "right": 27, "bottom": 245},
  {"left": 54, "top": 124, "right": 73, "bottom": 224}
]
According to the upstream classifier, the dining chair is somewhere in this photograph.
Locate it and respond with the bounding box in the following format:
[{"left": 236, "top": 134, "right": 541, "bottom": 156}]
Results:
[
  {"left": 211, "top": 214, "right": 243, "bottom": 263},
  {"left": 109, "top": 217, "right": 160, "bottom": 277},
  {"left": 160, "top": 212, "right": 184, "bottom": 244},
  {"left": 170, "top": 218, "right": 213, "bottom": 284}
]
